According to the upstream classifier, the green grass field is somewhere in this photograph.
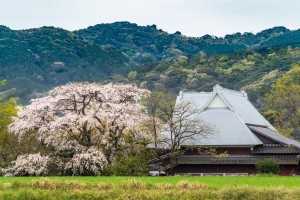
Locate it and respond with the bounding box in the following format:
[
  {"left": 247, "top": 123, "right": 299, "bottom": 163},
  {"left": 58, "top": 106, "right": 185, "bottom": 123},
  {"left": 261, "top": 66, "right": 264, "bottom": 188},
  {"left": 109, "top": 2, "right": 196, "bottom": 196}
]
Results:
[
  {"left": 1, "top": 176, "right": 300, "bottom": 188},
  {"left": 1, "top": 176, "right": 300, "bottom": 200}
]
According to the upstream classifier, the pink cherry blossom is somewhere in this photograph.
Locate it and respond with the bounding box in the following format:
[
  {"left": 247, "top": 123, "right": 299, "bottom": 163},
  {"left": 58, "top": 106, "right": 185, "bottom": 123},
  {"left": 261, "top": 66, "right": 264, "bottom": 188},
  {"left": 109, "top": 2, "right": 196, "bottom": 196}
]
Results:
[
  {"left": 3, "top": 153, "right": 50, "bottom": 176},
  {"left": 9, "top": 83, "right": 150, "bottom": 166}
]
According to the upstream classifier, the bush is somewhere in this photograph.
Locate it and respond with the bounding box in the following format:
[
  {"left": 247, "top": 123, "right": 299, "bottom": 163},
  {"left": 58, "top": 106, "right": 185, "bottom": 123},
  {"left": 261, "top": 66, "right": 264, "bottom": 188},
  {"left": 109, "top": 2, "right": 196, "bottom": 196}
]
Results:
[
  {"left": 64, "top": 148, "right": 107, "bottom": 176},
  {"left": 106, "top": 154, "right": 149, "bottom": 176},
  {"left": 256, "top": 159, "right": 280, "bottom": 174},
  {"left": 3, "top": 153, "right": 50, "bottom": 176}
]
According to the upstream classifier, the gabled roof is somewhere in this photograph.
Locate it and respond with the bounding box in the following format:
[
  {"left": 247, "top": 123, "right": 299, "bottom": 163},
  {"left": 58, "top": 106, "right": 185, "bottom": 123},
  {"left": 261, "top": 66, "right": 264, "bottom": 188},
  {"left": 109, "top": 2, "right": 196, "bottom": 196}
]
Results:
[
  {"left": 176, "top": 84, "right": 300, "bottom": 148},
  {"left": 219, "top": 87, "right": 276, "bottom": 130},
  {"left": 179, "top": 85, "right": 275, "bottom": 129},
  {"left": 181, "top": 109, "right": 263, "bottom": 146}
]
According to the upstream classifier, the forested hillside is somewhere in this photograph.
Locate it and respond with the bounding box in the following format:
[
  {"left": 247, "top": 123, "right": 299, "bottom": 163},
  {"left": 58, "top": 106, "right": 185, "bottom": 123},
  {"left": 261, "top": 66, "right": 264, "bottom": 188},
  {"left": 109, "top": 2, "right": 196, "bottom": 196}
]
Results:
[{"left": 1, "top": 22, "right": 300, "bottom": 104}]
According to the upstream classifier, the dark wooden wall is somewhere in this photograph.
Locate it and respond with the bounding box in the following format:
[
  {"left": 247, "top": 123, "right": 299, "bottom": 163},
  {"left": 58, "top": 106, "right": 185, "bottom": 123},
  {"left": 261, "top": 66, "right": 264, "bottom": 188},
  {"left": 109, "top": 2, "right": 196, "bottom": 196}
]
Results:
[
  {"left": 183, "top": 147, "right": 252, "bottom": 155},
  {"left": 171, "top": 164, "right": 300, "bottom": 176}
]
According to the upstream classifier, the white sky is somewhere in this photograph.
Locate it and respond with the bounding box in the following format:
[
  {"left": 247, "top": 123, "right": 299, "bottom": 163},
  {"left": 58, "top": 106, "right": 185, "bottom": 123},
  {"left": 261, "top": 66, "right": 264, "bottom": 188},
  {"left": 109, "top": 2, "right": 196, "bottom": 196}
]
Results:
[{"left": 0, "top": 0, "right": 300, "bottom": 37}]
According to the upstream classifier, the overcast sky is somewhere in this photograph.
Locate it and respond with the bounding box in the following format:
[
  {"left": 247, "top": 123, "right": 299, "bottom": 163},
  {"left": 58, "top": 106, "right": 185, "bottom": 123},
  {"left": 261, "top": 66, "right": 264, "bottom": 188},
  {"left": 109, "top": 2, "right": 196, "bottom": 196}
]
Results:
[{"left": 1, "top": 0, "right": 300, "bottom": 37}]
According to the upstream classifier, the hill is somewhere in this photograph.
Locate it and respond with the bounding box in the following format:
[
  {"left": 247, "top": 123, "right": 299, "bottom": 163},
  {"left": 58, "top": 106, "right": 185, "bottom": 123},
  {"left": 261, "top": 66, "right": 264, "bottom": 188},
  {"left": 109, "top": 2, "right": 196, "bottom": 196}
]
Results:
[{"left": 1, "top": 22, "right": 300, "bottom": 103}]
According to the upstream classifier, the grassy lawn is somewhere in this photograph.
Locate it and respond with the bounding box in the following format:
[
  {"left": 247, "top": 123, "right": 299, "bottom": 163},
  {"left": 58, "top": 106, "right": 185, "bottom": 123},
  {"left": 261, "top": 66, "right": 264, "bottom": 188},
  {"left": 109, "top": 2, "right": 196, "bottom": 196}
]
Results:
[
  {"left": 1, "top": 176, "right": 300, "bottom": 188},
  {"left": 1, "top": 176, "right": 300, "bottom": 199}
]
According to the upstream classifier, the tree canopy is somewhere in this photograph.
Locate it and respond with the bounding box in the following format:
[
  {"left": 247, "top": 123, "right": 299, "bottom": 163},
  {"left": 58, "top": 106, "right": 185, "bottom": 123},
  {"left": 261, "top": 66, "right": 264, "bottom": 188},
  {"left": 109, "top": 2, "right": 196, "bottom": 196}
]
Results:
[
  {"left": 264, "top": 64, "right": 300, "bottom": 137},
  {"left": 6, "top": 83, "right": 151, "bottom": 176},
  {"left": 0, "top": 80, "right": 17, "bottom": 167}
]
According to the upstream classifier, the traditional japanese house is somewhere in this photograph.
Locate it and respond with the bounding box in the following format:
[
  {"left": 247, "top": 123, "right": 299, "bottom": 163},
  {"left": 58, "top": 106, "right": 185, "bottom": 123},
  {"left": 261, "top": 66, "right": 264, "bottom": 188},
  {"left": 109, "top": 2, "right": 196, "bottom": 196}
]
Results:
[{"left": 150, "top": 85, "right": 300, "bottom": 176}]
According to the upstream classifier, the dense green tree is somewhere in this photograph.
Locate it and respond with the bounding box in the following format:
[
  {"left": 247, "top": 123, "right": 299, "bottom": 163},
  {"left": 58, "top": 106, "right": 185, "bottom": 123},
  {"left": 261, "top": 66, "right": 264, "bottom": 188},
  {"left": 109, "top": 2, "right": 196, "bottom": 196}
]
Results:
[
  {"left": 0, "top": 98, "right": 16, "bottom": 133},
  {"left": 0, "top": 81, "right": 44, "bottom": 168},
  {"left": 0, "top": 81, "right": 18, "bottom": 167},
  {"left": 264, "top": 64, "right": 300, "bottom": 137}
]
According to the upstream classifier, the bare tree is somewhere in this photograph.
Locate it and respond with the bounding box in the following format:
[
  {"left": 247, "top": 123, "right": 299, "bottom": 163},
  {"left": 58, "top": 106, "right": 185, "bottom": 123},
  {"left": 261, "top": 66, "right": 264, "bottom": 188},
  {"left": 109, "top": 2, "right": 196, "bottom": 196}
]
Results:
[
  {"left": 145, "top": 94, "right": 211, "bottom": 174},
  {"left": 141, "top": 91, "right": 167, "bottom": 148},
  {"left": 160, "top": 101, "right": 211, "bottom": 153},
  {"left": 143, "top": 91, "right": 211, "bottom": 153}
]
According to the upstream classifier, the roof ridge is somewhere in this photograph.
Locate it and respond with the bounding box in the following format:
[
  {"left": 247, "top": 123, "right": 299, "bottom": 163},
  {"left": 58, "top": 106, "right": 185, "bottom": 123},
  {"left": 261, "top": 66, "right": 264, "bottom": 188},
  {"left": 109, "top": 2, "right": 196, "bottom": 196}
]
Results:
[
  {"left": 215, "top": 89, "right": 264, "bottom": 144},
  {"left": 199, "top": 92, "right": 233, "bottom": 113},
  {"left": 213, "top": 84, "right": 247, "bottom": 97},
  {"left": 180, "top": 90, "right": 211, "bottom": 95},
  {"left": 221, "top": 88, "right": 247, "bottom": 97},
  {"left": 216, "top": 90, "right": 235, "bottom": 111}
]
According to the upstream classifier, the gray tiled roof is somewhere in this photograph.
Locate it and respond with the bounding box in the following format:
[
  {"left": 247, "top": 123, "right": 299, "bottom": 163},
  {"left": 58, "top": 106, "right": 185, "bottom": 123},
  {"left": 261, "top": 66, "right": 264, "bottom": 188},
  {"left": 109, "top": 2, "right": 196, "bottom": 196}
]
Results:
[
  {"left": 220, "top": 88, "right": 276, "bottom": 129},
  {"left": 181, "top": 109, "right": 262, "bottom": 146},
  {"left": 179, "top": 85, "right": 275, "bottom": 129},
  {"left": 248, "top": 125, "right": 300, "bottom": 149},
  {"left": 175, "top": 84, "right": 300, "bottom": 148}
]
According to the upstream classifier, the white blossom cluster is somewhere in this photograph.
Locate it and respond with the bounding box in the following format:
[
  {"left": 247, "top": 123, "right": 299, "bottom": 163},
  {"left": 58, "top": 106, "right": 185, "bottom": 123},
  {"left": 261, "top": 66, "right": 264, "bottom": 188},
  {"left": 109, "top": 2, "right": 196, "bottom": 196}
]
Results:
[
  {"left": 8, "top": 83, "right": 150, "bottom": 175},
  {"left": 3, "top": 153, "right": 50, "bottom": 176},
  {"left": 65, "top": 148, "right": 107, "bottom": 175},
  {"left": 10, "top": 83, "right": 149, "bottom": 149}
]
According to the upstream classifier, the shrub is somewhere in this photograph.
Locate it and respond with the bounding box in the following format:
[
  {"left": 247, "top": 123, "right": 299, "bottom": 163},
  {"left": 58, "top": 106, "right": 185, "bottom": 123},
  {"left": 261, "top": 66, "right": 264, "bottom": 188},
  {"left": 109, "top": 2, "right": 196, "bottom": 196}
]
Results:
[
  {"left": 64, "top": 148, "right": 107, "bottom": 176},
  {"left": 106, "top": 154, "right": 149, "bottom": 176},
  {"left": 3, "top": 153, "right": 50, "bottom": 176},
  {"left": 256, "top": 159, "right": 280, "bottom": 174}
]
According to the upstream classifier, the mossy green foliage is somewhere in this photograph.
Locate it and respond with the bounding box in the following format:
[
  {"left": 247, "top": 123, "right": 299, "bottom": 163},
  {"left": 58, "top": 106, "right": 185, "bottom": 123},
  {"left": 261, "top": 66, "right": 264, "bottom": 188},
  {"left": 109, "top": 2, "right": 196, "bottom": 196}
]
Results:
[
  {"left": 0, "top": 98, "right": 16, "bottom": 131},
  {"left": 264, "top": 64, "right": 300, "bottom": 137},
  {"left": 0, "top": 91, "right": 18, "bottom": 167},
  {"left": 106, "top": 154, "right": 150, "bottom": 176},
  {"left": 256, "top": 159, "right": 280, "bottom": 174},
  {"left": 0, "top": 177, "right": 299, "bottom": 199}
]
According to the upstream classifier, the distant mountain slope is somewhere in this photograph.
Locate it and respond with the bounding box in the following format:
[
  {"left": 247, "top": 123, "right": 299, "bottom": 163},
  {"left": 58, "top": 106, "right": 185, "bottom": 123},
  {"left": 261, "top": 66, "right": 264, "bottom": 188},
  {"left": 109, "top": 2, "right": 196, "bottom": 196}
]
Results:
[
  {"left": 76, "top": 22, "right": 300, "bottom": 56},
  {"left": 0, "top": 22, "right": 300, "bottom": 103},
  {"left": 0, "top": 26, "right": 129, "bottom": 101}
]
